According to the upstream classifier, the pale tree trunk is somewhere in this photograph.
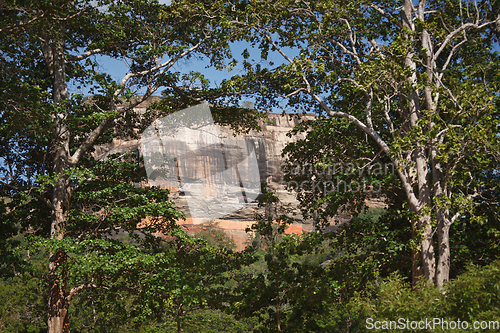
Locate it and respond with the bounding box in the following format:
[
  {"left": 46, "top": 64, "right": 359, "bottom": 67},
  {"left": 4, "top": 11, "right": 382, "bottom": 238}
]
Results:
[
  {"left": 401, "top": 0, "right": 436, "bottom": 285},
  {"left": 420, "top": 5, "right": 452, "bottom": 288},
  {"left": 428, "top": 99, "right": 451, "bottom": 288},
  {"left": 417, "top": 213, "right": 436, "bottom": 283},
  {"left": 435, "top": 210, "right": 451, "bottom": 288},
  {"left": 41, "top": 37, "right": 72, "bottom": 333}
]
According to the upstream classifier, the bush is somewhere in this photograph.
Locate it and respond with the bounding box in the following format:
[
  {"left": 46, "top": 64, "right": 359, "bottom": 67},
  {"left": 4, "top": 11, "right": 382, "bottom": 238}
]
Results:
[{"left": 357, "top": 261, "right": 500, "bottom": 332}]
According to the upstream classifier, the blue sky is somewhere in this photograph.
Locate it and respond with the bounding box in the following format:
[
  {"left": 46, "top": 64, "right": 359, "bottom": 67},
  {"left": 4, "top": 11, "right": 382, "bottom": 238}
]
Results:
[
  {"left": 83, "top": 0, "right": 500, "bottom": 112},
  {"left": 89, "top": 39, "right": 291, "bottom": 110}
]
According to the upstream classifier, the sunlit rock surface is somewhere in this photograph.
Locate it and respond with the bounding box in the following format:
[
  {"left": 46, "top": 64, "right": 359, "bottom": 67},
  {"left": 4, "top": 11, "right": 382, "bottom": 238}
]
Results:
[{"left": 94, "top": 99, "right": 381, "bottom": 250}]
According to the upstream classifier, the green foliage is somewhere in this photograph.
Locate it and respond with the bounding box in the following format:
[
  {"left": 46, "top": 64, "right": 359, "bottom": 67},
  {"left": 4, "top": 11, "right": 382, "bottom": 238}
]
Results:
[
  {"left": 194, "top": 221, "right": 237, "bottom": 251},
  {"left": 446, "top": 262, "right": 500, "bottom": 322},
  {"left": 0, "top": 0, "right": 262, "bottom": 330},
  {"left": 0, "top": 273, "right": 47, "bottom": 333},
  {"left": 148, "top": 309, "right": 257, "bottom": 333},
  {"left": 2, "top": 0, "right": 500, "bottom": 330},
  {"left": 282, "top": 116, "right": 400, "bottom": 228},
  {"left": 327, "top": 207, "right": 412, "bottom": 292},
  {"left": 230, "top": 184, "right": 340, "bottom": 332},
  {"left": 0, "top": 232, "right": 254, "bottom": 333},
  {"left": 224, "top": 0, "right": 500, "bottom": 287},
  {"left": 63, "top": 229, "right": 246, "bottom": 332},
  {"left": 359, "top": 261, "right": 500, "bottom": 332},
  {"left": 449, "top": 211, "right": 500, "bottom": 278}
]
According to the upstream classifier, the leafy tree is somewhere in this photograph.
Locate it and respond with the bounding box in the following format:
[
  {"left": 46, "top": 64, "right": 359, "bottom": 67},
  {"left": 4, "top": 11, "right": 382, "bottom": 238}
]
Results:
[
  {"left": 327, "top": 207, "right": 412, "bottom": 291},
  {"left": 224, "top": 0, "right": 500, "bottom": 288},
  {"left": 0, "top": 1, "right": 254, "bottom": 332},
  {"left": 358, "top": 260, "right": 500, "bottom": 332},
  {"left": 0, "top": 267, "right": 48, "bottom": 332},
  {"left": 284, "top": 115, "right": 500, "bottom": 284},
  {"left": 194, "top": 221, "right": 237, "bottom": 251},
  {"left": 230, "top": 184, "right": 338, "bottom": 332},
  {"left": 62, "top": 228, "right": 245, "bottom": 333}
]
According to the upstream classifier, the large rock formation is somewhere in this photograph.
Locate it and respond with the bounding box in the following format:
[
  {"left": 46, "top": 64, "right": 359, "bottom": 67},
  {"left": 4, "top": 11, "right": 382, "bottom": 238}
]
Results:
[{"left": 94, "top": 99, "right": 379, "bottom": 250}]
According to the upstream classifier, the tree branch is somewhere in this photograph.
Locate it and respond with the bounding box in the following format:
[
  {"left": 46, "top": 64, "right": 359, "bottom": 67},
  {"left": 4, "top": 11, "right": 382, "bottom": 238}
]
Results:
[
  {"left": 114, "top": 35, "right": 210, "bottom": 98},
  {"left": 294, "top": 89, "right": 419, "bottom": 209},
  {"left": 70, "top": 34, "right": 211, "bottom": 165},
  {"left": 434, "top": 20, "right": 498, "bottom": 59},
  {"left": 67, "top": 48, "right": 104, "bottom": 61},
  {"left": 366, "top": 4, "right": 403, "bottom": 28}
]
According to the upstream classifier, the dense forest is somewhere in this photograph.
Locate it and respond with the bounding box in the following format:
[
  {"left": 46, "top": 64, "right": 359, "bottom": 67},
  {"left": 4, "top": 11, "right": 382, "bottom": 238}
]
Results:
[{"left": 1, "top": 0, "right": 499, "bottom": 332}]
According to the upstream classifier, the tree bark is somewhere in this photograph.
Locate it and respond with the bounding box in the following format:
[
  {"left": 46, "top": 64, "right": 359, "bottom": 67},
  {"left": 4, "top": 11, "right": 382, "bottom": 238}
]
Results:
[
  {"left": 421, "top": 15, "right": 453, "bottom": 288},
  {"left": 47, "top": 175, "right": 71, "bottom": 333},
  {"left": 435, "top": 210, "right": 451, "bottom": 288},
  {"left": 417, "top": 213, "right": 436, "bottom": 283},
  {"left": 401, "top": 0, "right": 436, "bottom": 285},
  {"left": 42, "top": 36, "right": 72, "bottom": 333},
  {"left": 48, "top": 251, "right": 70, "bottom": 333},
  {"left": 411, "top": 224, "right": 423, "bottom": 287}
]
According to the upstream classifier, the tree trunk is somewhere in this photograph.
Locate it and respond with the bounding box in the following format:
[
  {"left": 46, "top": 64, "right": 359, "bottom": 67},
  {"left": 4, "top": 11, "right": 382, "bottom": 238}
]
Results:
[
  {"left": 435, "top": 210, "right": 451, "bottom": 288},
  {"left": 48, "top": 251, "right": 70, "bottom": 333},
  {"left": 411, "top": 224, "right": 423, "bottom": 287},
  {"left": 418, "top": 213, "right": 436, "bottom": 283},
  {"left": 421, "top": 18, "right": 452, "bottom": 288},
  {"left": 42, "top": 36, "right": 72, "bottom": 333},
  {"left": 430, "top": 151, "right": 451, "bottom": 289},
  {"left": 177, "top": 304, "right": 183, "bottom": 333},
  {"left": 401, "top": 0, "right": 436, "bottom": 285},
  {"left": 47, "top": 175, "right": 71, "bottom": 333}
]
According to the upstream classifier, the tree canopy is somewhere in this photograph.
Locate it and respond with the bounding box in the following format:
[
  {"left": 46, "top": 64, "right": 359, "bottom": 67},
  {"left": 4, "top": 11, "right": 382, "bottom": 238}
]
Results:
[
  {"left": 0, "top": 0, "right": 248, "bottom": 332},
  {"left": 220, "top": 0, "right": 500, "bottom": 288}
]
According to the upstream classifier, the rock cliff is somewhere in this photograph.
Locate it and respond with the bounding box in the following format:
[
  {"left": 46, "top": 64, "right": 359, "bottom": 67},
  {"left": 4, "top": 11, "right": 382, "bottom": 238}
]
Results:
[{"left": 94, "top": 100, "right": 380, "bottom": 250}]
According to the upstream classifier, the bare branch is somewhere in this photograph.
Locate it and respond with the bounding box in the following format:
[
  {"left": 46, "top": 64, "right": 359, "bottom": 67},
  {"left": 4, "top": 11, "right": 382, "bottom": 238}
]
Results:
[
  {"left": 366, "top": 4, "right": 403, "bottom": 28},
  {"left": 432, "top": 72, "right": 463, "bottom": 112},
  {"left": 284, "top": 88, "right": 307, "bottom": 99},
  {"left": 0, "top": 10, "right": 48, "bottom": 33},
  {"left": 67, "top": 48, "right": 104, "bottom": 61},
  {"left": 68, "top": 283, "right": 102, "bottom": 302},
  {"left": 70, "top": 112, "right": 113, "bottom": 166},
  {"left": 296, "top": 89, "right": 419, "bottom": 209},
  {"left": 438, "top": 37, "right": 468, "bottom": 79},
  {"left": 258, "top": 29, "right": 295, "bottom": 64},
  {"left": 366, "top": 88, "right": 374, "bottom": 130},
  {"left": 435, "top": 125, "right": 462, "bottom": 141},
  {"left": 449, "top": 212, "right": 460, "bottom": 225},
  {"left": 340, "top": 19, "right": 361, "bottom": 66},
  {"left": 114, "top": 35, "right": 210, "bottom": 98},
  {"left": 369, "top": 39, "right": 386, "bottom": 60},
  {"left": 323, "top": 37, "right": 360, "bottom": 62},
  {"left": 68, "top": 282, "right": 137, "bottom": 302},
  {"left": 70, "top": 34, "right": 211, "bottom": 165},
  {"left": 379, "top": 95, "right": 395, "bottom": 137},
  {"left": 0, "top": 4, "right": 95, "bottom": 33},
  {"left": 434, "top": 20, "right": 498, "bottom": 59}
]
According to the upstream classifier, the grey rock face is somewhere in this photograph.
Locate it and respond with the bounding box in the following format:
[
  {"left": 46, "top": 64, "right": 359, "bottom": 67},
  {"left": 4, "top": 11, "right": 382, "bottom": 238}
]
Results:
[
  {"left": 94, "top": 104, "right": 384, "bottom": 250},
  {"left": 95, "top": 108, "right": 316, "bottom": 226}
]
